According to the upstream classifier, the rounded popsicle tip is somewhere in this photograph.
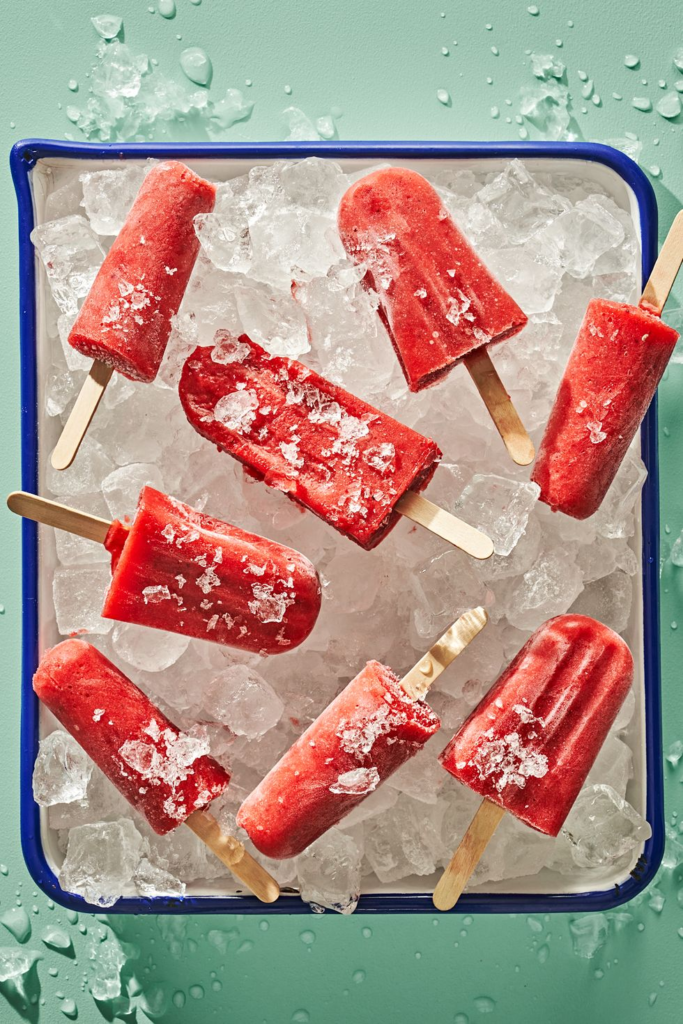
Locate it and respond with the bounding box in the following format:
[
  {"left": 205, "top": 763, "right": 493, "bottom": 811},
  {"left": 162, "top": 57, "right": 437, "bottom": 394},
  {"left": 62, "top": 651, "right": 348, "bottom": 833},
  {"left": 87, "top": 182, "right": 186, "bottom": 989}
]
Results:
[
  {"left": 507, "top": 435, "right": 536, "bottom": 467},
  {"left": 50, "top": 442, "right": 77, "bottom": 472}
]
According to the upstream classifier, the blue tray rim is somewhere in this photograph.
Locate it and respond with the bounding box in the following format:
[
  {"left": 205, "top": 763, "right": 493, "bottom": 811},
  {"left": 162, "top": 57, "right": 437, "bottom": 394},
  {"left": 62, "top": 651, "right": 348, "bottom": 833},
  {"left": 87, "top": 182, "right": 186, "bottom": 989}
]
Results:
[{"left": 9, "top": 137, "right": 663, "bottom": 915}]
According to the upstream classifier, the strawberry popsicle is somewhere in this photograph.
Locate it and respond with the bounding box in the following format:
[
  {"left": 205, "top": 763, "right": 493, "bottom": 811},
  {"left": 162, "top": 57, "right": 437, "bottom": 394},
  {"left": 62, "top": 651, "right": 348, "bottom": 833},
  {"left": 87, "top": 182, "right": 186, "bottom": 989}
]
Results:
[
  {"left": 237, "top": 608, "right": 488, "bottom": 859},
  {"left": 103, "top": 486, "right": 321, "bottom": 654},
  {"left": 69, "top": 161, "right": 216, "bottom": 382},
  {"left": 237, "top": 661, "right": 441, "bottom": 858},
  {"left": 532, "top": 299, "right": 679, "bottom": 519},
  {"left": 337, "top": 167, "right": 534, "bottom": 465},
  {"left": 433, "top": 614, "right": 634, "bottom": 910},
  {"left": 179, "top": 333, "right": 493, "bottom": 557},
  {"left": 439, "top": 614, "right": 634, "bottom": 835},
  {"left": 34, "top": 639, "right": 230, "bottom": 835},
  {"left": 34, "top": 640, "right": 281, "bottom": 902},
  {"left": 179, "top": 333, "right": 440, "bottom": 549},
  {"left": 7, "top": 487, "right": 321, "bottom": 655}
]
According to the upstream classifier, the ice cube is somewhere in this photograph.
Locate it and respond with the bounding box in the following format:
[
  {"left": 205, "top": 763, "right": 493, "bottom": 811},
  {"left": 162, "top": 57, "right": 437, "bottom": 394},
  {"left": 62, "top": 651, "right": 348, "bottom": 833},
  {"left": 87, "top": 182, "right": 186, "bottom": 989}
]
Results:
[
  {"left": 101, "top": 462, "right": 164, "bottom": 520},
  {"left": 569, "top": 570, "right": 633, "bottom": 634},
  {"left": 31, "top": 215, "right": 105, "bottom": 316},
  {"left": 80, "top": 165, "right": 146, "bottom": 235},
  {"left": 296, "top": 829, "right": 362, "bottom": 914},
  {"left": 505, "top": 548, "right": 584, "bottom": 632},
  {"left": 0, "top": 948, "right": 41, "bottom": 1005},
  {"left": 60, "top": 818, "right": 144, "bottom": 907},
  {"left": 202, "top": 665, "right": 284, "bottom": 739},
  {"left": 282, "top": 106, "right": 320, "bottom": 141},
  {"left": 387, "top": 736, "right": 447, "bottom": 804},
  {"left": 33, "top": 730, "right": 93, "bottom": 805},
  {"left": 87, "top": 926, "right": 129, "bottom": 1001},
  {"left": 234, "top": 280, "right": 310, "bottom": 358},
  {"left": 208, "top": 88, "right": 255, "bottom": 133},
  {"left": 561, "top": 785, "right": 651, "bottom": 869},
  {"left": 535, "top": 194, "right": 625, "bottom": 279},
  {"left": 337, "top": 783, "right": 399, "bottom": 829},
  {"left": 111, "top": 622, "right": 191, "bottom": 673},
  {"left": 364, "top": 795, "right": 445, "bottom": 883},
  {"left": 476, "top": 160, "right": 571, "bottom": 243},
  {"left": 48, "top": 764, "right": 130, "bottom": 830},
  {"left": 485, "top": 242, "right": 563, "bottom": 314},
  {"left": 410, "top": 547, "right": 490, "bottom": 643},
  {"left": 569, "top": 913, "right": 609, "bottom": 959},
  {"left": 455, "top": 474, "right": 540, "bottom": 556},
  {"left": 54, "top": 492, "right": 111, "bottom": 566},
  {"left": 134, "top": 857, "right": 186, "bottom": 899},
  {"left": 519, "top": 79, "right": 571, "bottom": 141},
  {"left": 53, "top": 564, "right": 113, "bottom": 636}
]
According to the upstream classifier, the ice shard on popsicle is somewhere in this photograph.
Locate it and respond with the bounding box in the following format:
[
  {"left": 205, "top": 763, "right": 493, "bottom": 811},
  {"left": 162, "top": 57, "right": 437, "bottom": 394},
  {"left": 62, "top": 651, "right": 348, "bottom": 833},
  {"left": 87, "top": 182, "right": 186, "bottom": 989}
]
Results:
[
  {"left": 532, "top": 299, "right": 679, "bottom": 520},
  {"left": 338, "top": 166, "right": 528, "bottom": 392},
  {"left": 237, "top": 660, "right": 441, "bottom": 858},
  {"left": 439, "top": 614, "right": 634, "bottom": 836},
  {"left": 179, "top": 332, "right": 442, "bottom": 550},
  {"left": 103, "top": 486, "right": 321, "bottom": 654},
  {"left": 69, "top": 161, "right": 216, "bottom": 382},
  {"left": 33, "top": 639, "right": 230, "bottom": 835}
]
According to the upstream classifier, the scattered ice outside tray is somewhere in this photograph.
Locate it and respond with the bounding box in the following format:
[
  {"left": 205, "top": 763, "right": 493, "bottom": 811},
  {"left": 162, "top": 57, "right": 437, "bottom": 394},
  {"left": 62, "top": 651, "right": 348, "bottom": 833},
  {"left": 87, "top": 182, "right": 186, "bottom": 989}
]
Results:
[{"left": 37, "top": 156, "right": 647, "bottom": 909}]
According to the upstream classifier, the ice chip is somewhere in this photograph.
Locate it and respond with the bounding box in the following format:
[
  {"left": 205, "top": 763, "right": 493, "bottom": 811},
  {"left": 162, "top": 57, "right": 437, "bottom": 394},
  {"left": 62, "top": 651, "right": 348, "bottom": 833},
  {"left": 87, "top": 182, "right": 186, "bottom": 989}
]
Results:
[
  {"left": 203, "top": 665, "right": 284, "bottom": 739},
  {"left": 31, "top": 215, "right": 105, "bottom": 316},
  {"left": 33, "top": 730, "right": 94, "bottom": 806},
  {"left": 296, "top": 829, "right": 362, "bottom": 914},
  {"left": 60, "top": 818, "right": 144, "bottom": 908},
  {"left": 53, "top": 564, "right": 114, "bottom": 636},
  {"left": 102, "top": 462, "right": 164, "bottom": 520},
  {"left": 455, "top": 475, "right": 540, "bottom": 556},
  {"left": 111, "top": 621, "right": 191, "bottom": 673},
  {"left": 80, "top": 165, "right": 146, "bottom": 235}
]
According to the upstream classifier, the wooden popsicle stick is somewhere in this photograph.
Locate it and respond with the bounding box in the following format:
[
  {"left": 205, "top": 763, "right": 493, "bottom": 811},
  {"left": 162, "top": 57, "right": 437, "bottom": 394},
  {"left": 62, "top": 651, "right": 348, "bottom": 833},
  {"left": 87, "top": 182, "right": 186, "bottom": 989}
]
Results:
[
  {"left": 640, "top": 210, "right": 683, "bottom": 316},
  {"left": 51, "top": 360, "right": 114, "bottom": 472},
  {"left": 185, "top": 809, "right": 280, "bottom": 904},
  {"left": 7, "top": 491, "right": 112, "bottom": 544},
  {"left": 433, "top": 798, "right": 506, "bottom": 912},
  {"left": 401, "top": 606, "right": 488, "bottom": 700},
  {"left": 396, "top": 491, "right": 494, "bottom": 561},
  {"left": 464, "top": 348, "right": 535, "bottom": 467}
]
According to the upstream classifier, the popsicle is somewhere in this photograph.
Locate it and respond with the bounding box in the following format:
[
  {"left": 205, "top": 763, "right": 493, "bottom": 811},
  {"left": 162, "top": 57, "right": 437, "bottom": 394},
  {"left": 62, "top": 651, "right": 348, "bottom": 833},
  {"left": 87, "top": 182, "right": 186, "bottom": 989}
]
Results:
[
  {"left": 338, "top": 167, "right": 534, "bottom": 466},
  {"left": 237, "top": 607, "right": 488, "bottom": 859},
  {"left": 52, "top": 161, "right": 216, "bottom": 471},
  {"left": 533, "top": 211, "right": 683, "bottom": 519},
  {"left": 178, "top": 333, "right": 494, "bottom": 559},
  {"left": 8, "top": 487, "right": 321, "bottom": 655},
  {"left": 433, "top": 614, "right": 634, "bottom": 911},
  {"left": 33, "top": 639, "right": 280, "bottom": 901}
]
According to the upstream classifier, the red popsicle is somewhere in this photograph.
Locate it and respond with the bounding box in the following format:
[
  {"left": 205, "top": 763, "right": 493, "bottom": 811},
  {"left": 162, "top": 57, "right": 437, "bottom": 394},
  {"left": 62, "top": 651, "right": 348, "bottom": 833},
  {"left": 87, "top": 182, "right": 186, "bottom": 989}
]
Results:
[
  {"left": 34, "top": 639, "right": 230, "bottom": 835},
  {"left": 69, "top": 161, "right": 216, "bottom": 382},
  {"left": 103, "top": 486, "right": 321, "bottom": 654},
  {"left": 532, "top": 300, "right": 678, "bottom": 519},
  {"left": 338, "top": 167, "right": 533, "bottom": 466},
  {"left": 434, "top": 615, "right": 634, "bottom": 910},
  {"left": 178, "top": 333, "right": 493, "bottom": 558},
  {"left": 8, "top": 487, "right": 321, "bottom": 655},
  {"left": 533, "top": 211, "right": 683, "bottom": 520},
  {"left": 33, "top": 640, "right": 280, "bottom": 902},
  {"left": 237, "top": 608, "right": 488, "bottom": 859}
]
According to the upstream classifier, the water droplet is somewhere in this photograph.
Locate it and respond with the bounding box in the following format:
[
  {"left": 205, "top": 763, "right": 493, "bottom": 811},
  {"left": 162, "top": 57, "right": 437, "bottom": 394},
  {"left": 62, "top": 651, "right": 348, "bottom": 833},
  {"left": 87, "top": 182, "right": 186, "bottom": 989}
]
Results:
[
  {"left": 291, "top": 1012, "right": 310, "bottom": 1023},
  {"left": 527, "top": 5, "right": 540, "bottom": 14},
  {"left": 172, "top": 991, "right": 186, "bottom": 1008},
  {"left": 61, "top": 999, "right": 77, "bottom": 1019},
  {"left": 527, "top": 917, "right": 543, "bottom": 933},
  {"left": 0, "top": 865, "right": 8, "bottom": 876},
  {"left": 190, "top": 0, "right": 202, "bottom": 5},
  {"left": 474, "top": 997, "right": 496, "bottom": 1014},
  {"left": 1, "top": 906, "right": 31, "bottom": 943},
  {"left": 624, "top": 55, "right": 640, "bottom": 69},
  {"left": 441, "top": 47, "right": 449, "bottom": 56},
  {"left": 670, "top": 619, "right": 677, "bottom": 630},
  {"left": 595, "top": 968, "right": 604, "bottom": 978},
  {"left": 211, "top": 980, "right": 222, "bottom": 992},
  {"left": 437, "top": 89, "right": 451, "bottom": 105},
  {"left": 656, "top": 93, "right": 681, "bottom": 119},
  {"left": 638, "top": 922, "right": 645, "bottom": 932},
  {"left": 491, "top": 46, "right": 499, "bottom": 56},
  {"left": 259, "top": 920, "right": 269, "bottom": 931},
  {"left": 299, "top": 930, "right": 315, "bottom": 945},
  {"left": 352, "top": 970, "right": 365, "bottom": 984},
  {"left": 180, "top": 47, "right": 212, "bottom": 86},
  {"left": 189, "top": 985, "right": 204, "bottom": 1000},
  {"left": 362, "top": 927, "right": 372, "bottom": 938},
  {"left": 91, "top": 14, "right": 123, "bottom": 39},
  {"left": 678, "top": 928, "right": 683, "bottom": 939},
  {"left": 49, "top": 967, "right": 59, "bottom": 978},
  {"left": 159, "top": 0, "right": 176, "bottom": 17},
  {"left": 66, "top": 910, "right": 78, "bottom": 925},
  {"left": 245, "top": 78, "right": 253, "bottom": 87},
  {"left": 415, "top": 951, "right": 422, "bottom": 959},
  {"left": 485, "top": 23, "right": 493, "bottom": 30},
  {"left": 632, "top": 97, "right": 652, "bottom": 112},
  {"left": 455, "top": 1016, "right": 469, "bottom": 1024},
  {"left": 41, "top": 925, "right": 74, "bottom": 955},
  {"left": 648, "top": 992, "right": 658, "bottom": 1007},
  {"left": 537, "top": 944, "right": 550, "bottom": 963},
  {"left": 490, "top": 106, "right": 500, "bottom": 118}
]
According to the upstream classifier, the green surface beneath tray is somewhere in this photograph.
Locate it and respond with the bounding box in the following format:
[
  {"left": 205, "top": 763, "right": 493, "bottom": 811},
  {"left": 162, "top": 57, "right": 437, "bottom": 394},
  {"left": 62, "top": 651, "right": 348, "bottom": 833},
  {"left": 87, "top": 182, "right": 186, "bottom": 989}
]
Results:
[{"left": 1, "top": 0, "right": 683, "bottom": 1021}]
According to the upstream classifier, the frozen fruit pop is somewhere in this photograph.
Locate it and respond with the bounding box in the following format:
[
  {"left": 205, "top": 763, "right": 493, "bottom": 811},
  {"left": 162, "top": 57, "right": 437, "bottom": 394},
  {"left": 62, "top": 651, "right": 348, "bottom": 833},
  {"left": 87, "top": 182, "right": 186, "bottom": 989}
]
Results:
[
  {"left": 8, "top": 487, "right": 321, "bottom": 655},
  {"left": 338, "top": 167, "right": 534, "bottom": 466},
  {"left": 179, "top": 332, "right": 493, "bottom": 559},
  {"left": 433, "top": 614, "right": 634, "bottom": 911},
  {"left": 52, "top": 161, "right": 216, "bottom": 471},
  {"left": 34, "top": 640, "right": 279, "bottom": 901},
  {"left": 533, "top": 211, "right": 683, "bottom": 519},
  {"left": 237, "top": 607, "right": 488, "bottom": 859}
]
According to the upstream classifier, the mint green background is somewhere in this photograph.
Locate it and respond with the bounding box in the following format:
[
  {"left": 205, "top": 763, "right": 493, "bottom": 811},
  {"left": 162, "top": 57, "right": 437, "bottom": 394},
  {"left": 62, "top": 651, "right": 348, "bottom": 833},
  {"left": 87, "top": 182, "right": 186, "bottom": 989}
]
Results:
[{"left": 1, "top": 1, "right": 683, "bottom": 1021}]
